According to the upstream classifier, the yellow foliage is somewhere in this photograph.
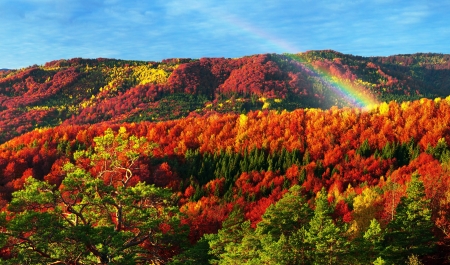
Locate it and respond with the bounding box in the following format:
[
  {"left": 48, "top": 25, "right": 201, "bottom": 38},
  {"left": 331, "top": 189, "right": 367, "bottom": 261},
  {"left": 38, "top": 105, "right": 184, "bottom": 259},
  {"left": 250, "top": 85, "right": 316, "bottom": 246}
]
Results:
[
  {"left": 132, "top": 65, "right": 170, "bottom": 85},
  {"left": 350, "top": 187, "right": 383, "bottom": 236},
  {"left": 118, "top": 126, "right": 127, "bottom": 135},
  {"left": 355, "top": 78, "right": 375, "bottom": 88},
  {"left": 239, "top": 114, "right": 248, "bottom": 128},
  {"left": 67, "top": 105, "right": 78, "bottom": 113},
  {"left": 378, "top": 102, "right": 389, "bottom": 115},
  {"left": 157, "top": 63, "right": 180, "bottom": 72},
  {"left": 236, "top": 114, "right": 249, "bottom": 146},
  {"left": 80, "top": 99, "right": 93, "bottom": 109},
  {"left": 401, "top": 101, "right": 410, "bottom": 111},
  {"left": 365, "top": 104, "right": 377, "bottom": 111},
  {"left": 100, "top": 66, "right": 131, "bottom": 93},
  {"left": 26, "top": 106, "right": 50, "bottom": 111}
]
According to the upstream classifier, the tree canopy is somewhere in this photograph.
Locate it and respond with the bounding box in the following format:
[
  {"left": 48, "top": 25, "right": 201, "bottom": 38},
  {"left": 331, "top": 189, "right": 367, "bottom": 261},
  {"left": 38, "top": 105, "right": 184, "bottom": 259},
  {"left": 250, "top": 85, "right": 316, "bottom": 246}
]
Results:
[{"left": 0, "top": 127, "right": 186, "bottom": 264}]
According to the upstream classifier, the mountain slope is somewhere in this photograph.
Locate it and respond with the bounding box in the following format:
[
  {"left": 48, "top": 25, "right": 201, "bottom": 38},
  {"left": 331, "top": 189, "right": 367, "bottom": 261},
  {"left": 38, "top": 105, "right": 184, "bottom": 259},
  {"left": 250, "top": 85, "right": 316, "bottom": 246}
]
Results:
[
  {"left": 1, "top": 51, "right": 450, "bottom": 143},
  {"left": 2, "top": 51, "right": 450, "bottom": 263}
]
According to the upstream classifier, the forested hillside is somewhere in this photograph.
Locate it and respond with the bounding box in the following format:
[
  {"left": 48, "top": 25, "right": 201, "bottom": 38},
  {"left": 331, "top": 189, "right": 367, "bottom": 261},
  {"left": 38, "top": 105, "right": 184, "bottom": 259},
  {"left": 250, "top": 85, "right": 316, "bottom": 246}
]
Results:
[
  {"left": 1, "top": 51, "right": 450, "bottom": 264},
  {"left": 1, "top": 51, "right": 450, "bottom": 144}
]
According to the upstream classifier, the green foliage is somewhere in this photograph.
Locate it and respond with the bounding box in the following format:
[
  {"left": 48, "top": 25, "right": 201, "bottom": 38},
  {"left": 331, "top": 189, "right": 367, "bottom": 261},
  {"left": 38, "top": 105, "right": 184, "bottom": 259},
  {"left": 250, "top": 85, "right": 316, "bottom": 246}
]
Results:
[
  {"left": 305, "top": 188, "right": 349, "bottom": 264},
  {"left": 180, "top": 147, "right": 302, "bottom": 190},
  {"left": 372, "top": 257, "right": 386, "bottom": 265},
  {"left": 1, "top": 128, "right": 186, "bottom": 264},
  {"left": 378, "top": 138, "right": 420, "bottom": 166},
  {"left": 172, "top": 186, "right": 316, "bottom": 264},
  {"left": 426, "top": 137, "right": 450, "bottom": 162},
  {"left": 255, "top": 185, "right": 311, "bottom": 238},
  {"left": 126, "top": 93, "right": 209, "bottom": 122},
  {"left": 189, "top": 186, "right": 358, "bottom": 264},
  {"left": 217, "top": 223, "right": 261, "bottom": 265},
  {"left": 381, "top": 175, "right": 435, "bottom": 264},
  {"left": 361, "top": 219, "right": 385, "bottom": 264},
  {"left": 254, "top": 185, "right": 313, "bottom": 265},
  {"left": 356, "top": 139, "right": 372, "bottom": 158},
  {"left": 168, "top": 237, "right": 212, "bottom": 265},
  {"left": 206, "top": 208, "right": 254, "bottom": 264},
  {"left": 157, "top": 93, "right": 208, "bottom": 119}
]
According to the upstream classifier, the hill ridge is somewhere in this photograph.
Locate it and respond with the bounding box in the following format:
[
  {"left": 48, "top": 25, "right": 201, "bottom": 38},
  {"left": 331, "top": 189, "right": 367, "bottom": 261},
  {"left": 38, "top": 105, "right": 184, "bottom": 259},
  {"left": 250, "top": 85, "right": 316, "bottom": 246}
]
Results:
[{"left": 1, "top": 51, "right": 450, "bottom": 143}]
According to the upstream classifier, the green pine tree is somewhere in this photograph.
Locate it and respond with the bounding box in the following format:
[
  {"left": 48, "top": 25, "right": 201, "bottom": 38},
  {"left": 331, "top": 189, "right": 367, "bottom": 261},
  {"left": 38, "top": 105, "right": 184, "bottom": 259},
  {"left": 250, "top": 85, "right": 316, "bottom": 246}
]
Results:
[
  {"left": 168, "top": 237, "right": 212, "bottom": 265},
  {"left": 206, "top": 208, "right": 251, "bottom": 264},
  {"left": 362, "top": 219, "right": 385, "bottom": 264},
  {"left": 255, "top": 185, "right": 313, "bottom": 264},
  {"left": 306, "top": 188, "right": 349, "bottom": 265},
  {"left": 256, "top": 185, "right": 312, "bottom": 238},
  {"left": 382, "top": 174, "right": 436, "bottom": 263}
]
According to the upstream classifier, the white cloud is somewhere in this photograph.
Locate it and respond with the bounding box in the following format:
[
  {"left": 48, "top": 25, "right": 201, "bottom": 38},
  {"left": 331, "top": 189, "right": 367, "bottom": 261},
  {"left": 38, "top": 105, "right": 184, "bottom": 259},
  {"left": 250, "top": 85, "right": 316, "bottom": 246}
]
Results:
[{"left": 0, "top": 0, "right": 449, "bottom": 68}]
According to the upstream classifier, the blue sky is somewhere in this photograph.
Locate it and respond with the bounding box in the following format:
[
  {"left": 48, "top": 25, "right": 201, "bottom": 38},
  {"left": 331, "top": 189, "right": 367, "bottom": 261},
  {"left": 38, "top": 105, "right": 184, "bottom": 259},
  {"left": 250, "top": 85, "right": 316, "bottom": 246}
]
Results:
[{"left": 1, "top": 0, "right": 449, "bottom": 69}]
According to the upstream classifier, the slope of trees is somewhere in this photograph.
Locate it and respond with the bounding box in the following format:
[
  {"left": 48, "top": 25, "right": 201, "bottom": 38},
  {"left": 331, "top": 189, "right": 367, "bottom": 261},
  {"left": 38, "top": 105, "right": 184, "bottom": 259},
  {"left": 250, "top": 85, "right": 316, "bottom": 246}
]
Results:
[
  {"left": 2, "top": 51, "right": 450, "bottom": 143},
  {"left": 1, "top": 97, "right": 450, "bottom": 263},
  {"left": 2, "top": 52, "right": 450, "bottom": 263}
]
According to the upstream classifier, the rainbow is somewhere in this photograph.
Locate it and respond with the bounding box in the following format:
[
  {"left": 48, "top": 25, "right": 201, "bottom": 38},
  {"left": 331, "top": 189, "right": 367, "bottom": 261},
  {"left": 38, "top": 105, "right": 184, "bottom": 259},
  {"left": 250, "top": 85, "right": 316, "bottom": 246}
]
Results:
[
  {"left": 292, "top": 55, "right": 380, "bottom": 110},
  {"left": 221, "top": 15, "right": 380, "bottom": 110}
]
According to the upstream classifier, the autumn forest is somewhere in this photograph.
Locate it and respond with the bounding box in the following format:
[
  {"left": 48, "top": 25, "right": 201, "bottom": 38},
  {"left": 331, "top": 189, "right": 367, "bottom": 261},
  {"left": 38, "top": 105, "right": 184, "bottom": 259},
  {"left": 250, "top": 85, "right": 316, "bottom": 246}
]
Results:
[{"left": 1, "top": 51, "right": 450, "bottom": 264}]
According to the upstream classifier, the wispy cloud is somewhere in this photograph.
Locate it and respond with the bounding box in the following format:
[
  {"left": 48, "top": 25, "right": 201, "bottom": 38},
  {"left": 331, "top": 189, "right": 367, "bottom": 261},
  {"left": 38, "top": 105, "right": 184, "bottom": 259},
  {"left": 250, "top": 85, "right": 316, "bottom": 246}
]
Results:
[{"left": 0, "top": 0, "right": 449, "bottom": 68}]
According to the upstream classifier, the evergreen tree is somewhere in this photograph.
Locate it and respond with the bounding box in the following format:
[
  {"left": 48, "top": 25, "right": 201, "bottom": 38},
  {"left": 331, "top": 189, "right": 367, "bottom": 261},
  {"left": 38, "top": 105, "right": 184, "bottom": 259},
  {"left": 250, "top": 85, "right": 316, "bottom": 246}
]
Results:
[
  {"left": 256, "top": 185, "right": 312, "bottom": 238},
  {"left": 382, "top": 175, "right": 436, "bottom": 263},
  {"left": 168, "top": 237, "right": 212, "bottom": 265},
  {"left": 206, "top": 208, "right": 251, "bottom": 264},
  {"left": 362, "top": 219, "right": 385, "bottom": 264},
  {"left": 203, "top": 185, "right": 314, "bottom": 265},
  {"left": 306, "top": 188, "right": 349, "bottom": 264},
  {"left": 255, "top": 185, "right": 312, "bottom": 264},
  {"left": 258, "top": 234, "right": 294, "bottom": 265},
  {"left": 218, "top": 224, "right": 261, "bottom": 265},
  {"left": 357, "top": 139, "right": 371, "bottom": 158}
]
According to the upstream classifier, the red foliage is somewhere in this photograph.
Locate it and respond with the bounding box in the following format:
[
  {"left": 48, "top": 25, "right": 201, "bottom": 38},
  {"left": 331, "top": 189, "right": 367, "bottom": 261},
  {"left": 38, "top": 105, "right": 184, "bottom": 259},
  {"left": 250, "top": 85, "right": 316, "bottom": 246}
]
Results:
[
  {"left": 246, "top": 197, "right": 275, "bottom": 227},
  {"left": 2, "top": 96, "right": 450, "bottom": 255},
  {"left": 152, "top": 162, "right": 180, "bottom": 189},
  {"left": 333, "top": 200, "right": 353, "bottom": 223},
  {"left": 219, "top": 54, "right": 288, "bottom": 98}
]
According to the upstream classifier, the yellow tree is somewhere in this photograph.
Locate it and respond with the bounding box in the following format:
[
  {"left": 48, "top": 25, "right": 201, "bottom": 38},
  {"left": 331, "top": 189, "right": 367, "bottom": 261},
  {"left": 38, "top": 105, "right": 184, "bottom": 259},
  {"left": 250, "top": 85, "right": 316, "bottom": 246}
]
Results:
[{"left": 350, "top": 187, "right": 383, "bottom": 237}]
